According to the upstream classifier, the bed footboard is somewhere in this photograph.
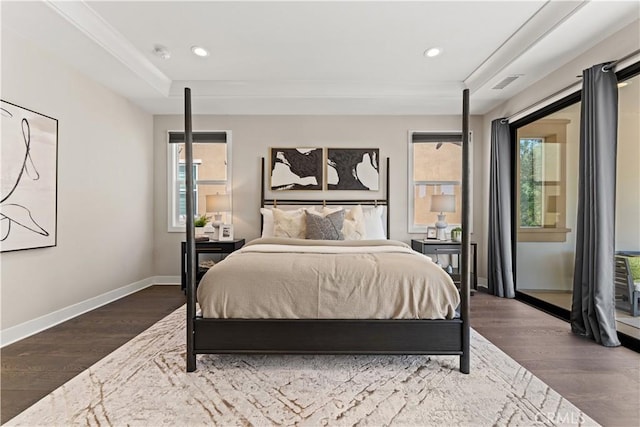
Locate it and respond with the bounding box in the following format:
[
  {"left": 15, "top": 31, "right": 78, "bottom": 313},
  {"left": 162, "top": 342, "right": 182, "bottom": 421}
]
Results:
[{"left": 190, "top": 317, "right": 468, "bottom": 373}]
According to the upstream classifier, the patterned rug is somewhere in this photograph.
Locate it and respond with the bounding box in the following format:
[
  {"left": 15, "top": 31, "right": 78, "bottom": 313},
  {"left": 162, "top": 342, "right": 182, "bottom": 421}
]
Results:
[{"left": 6, "top": 306, "right": 598, "bottom": 426}]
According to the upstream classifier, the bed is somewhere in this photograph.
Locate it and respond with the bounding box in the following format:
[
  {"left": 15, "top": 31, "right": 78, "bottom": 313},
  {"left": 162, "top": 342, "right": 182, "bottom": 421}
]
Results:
[
  {"left": 183, "top": 88, "right": 471, "bottom": 373},
  {"left": 197, "top": 237, "right": 460, "bottom": 320}
]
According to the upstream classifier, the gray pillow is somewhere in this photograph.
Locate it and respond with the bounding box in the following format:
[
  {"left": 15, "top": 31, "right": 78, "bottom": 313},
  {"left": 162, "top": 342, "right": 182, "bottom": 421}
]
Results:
[{"left": 305, "top": 210, "right": 345, "bottom": 240}]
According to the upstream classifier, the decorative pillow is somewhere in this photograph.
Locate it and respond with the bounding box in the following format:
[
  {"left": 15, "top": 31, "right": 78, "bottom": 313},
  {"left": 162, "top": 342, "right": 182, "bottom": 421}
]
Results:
[
  {"left": 322, "top": 205, "right": 367, "bottom": 240},
  {"left": 306, "top": 209, "right": 345, "bottom": 240},
  {"left": 273, "top": 208, "right": 306, "bottom": 239},
  {"left": 259, "top": 208, "right": 275, "bottom": 238},
  {"left": 362, "top": 206, "right": 386, "bottom": 239}
]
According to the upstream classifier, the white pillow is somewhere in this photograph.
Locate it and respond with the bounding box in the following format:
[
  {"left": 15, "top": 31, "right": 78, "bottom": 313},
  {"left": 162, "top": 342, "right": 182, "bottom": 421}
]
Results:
[
  {"left": 273, "top": 207, "right": 306, "bottom": 239},
  {"left": 362, "top": 206, "right": 386, "bottom": 239},
  {"left": 259, "top": 208, "right": 275, "bottom": 238},
  {"left": 321, "top": 205, "right": 367, "bottom": 240}
]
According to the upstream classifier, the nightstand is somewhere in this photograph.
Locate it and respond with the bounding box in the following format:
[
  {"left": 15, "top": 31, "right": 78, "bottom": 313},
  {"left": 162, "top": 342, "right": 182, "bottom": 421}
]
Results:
[
  {"left": 181, "top": 239, "right": 245, "bottom": 291},
  {"left": 411, "top": 239, "right": 477, "bottom": 290}
]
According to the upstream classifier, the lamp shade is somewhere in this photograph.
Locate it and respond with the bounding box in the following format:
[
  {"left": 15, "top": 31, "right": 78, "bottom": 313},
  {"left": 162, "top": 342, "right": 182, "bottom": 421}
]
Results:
[
  {"left": 430, "top": 194, "right": 455, "bottom": 213},
  {"left": 206, "top": 193, "right": 231, "bottom": 212}
]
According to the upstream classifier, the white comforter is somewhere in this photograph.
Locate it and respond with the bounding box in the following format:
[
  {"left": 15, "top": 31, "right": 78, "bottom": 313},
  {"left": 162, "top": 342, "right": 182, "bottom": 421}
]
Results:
[{"left": 197, "top": 238, "right": 460, "bottom": 319}]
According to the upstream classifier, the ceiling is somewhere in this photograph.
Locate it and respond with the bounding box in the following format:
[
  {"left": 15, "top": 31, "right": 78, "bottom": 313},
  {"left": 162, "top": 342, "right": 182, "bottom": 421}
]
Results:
[{"left": 2, "top": 1, "right": 639, "bottom": 115}]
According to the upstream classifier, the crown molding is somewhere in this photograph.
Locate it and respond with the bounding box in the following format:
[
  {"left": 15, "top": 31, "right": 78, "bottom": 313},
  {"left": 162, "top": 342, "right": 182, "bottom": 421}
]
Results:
[
  {"left": 464, "top": 0, "right": 587, "bottom": 94},
  {"left": 44, "top": 0, "right": 171, "bottom": 96}
]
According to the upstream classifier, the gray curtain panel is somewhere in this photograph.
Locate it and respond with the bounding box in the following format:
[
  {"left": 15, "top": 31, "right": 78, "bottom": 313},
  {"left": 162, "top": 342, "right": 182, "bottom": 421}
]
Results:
[
  {"left": 488, "top": 119, "right": 515, "bottom": 298},
  {"left": 571, "top": 63, "right": 620, "bottom": 347}
]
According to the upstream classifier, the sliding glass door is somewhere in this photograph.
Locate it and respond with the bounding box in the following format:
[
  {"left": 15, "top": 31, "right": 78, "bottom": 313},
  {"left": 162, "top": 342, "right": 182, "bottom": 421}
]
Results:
[
  {"left": 515, "top": 104, "right": 579, "bottom": 314},
  {"left": 512, "top": 63, "right": 640, "bottom": 345}
]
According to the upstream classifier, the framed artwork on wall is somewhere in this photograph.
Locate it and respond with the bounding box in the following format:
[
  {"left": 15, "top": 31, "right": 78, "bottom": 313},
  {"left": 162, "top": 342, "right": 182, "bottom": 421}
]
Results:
[
  {"left": 270, "top": 147, "right": 323, "bottom": 190},
  {"left": 327, "top": 148, "right": 379, "bottom": 190},
  {"left": 1, "top": 100, "right": 58, "bottom": 252}
]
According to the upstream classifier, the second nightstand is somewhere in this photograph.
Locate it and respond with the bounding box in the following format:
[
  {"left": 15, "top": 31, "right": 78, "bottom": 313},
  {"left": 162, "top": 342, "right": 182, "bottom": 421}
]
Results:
[
  {"left": 411, "top": 239, "right": 477, "bottom": 290},
  {"left": 181, "top": 239, "right": 245, "bottom": 291}
]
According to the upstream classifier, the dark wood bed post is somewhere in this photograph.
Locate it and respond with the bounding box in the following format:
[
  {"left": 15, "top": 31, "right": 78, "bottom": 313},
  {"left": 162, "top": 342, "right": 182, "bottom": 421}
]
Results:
[
  {"left": 260, "top": 158, "right": 265, "bottom": 230},
  {"left": 385, "top": 157, "right": 390, "bottom": 238},
  {"left": 460, "top": 88, "right": 471, "bottom": 374},
  {"left": 184, "top": 88, "right": 197, "bottom": 372}
]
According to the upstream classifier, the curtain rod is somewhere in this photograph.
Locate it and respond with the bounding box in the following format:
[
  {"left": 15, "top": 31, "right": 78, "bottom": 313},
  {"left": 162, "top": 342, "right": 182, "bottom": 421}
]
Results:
[
  {"left": 502, "top": 49, "right": 640, "bottom": 123},
  {"left": 603, "top": 49, "right": 640, "bottom": 71},
  {"left": 500, "top": 81, "right": 580, "bottom": 124}
]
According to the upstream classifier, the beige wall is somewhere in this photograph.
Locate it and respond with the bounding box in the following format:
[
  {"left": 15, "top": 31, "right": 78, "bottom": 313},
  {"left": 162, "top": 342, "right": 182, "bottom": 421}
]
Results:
[
  {"left": 482, "top": 20, "right": 640, "bottom": 291},
  {"left": 0, "top": 31, "right": 154, "bottom": 329},
  {"left": 153, "top": 115, "right": 485, "bottom": 277}
]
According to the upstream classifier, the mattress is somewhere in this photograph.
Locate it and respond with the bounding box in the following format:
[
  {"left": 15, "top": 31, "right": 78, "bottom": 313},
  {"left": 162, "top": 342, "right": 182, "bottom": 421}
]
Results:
[{"left": 197, "top": 237, "right": 460, "bottom": 320}]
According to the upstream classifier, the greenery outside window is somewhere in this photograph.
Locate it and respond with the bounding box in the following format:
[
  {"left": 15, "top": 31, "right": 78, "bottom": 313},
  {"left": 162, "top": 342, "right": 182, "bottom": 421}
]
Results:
[
  {"left": 167, "top": 131, "right": 231, "bottom": 232},
  {"left": 517, "top": 119, "right": 570, "bottom": 242}
]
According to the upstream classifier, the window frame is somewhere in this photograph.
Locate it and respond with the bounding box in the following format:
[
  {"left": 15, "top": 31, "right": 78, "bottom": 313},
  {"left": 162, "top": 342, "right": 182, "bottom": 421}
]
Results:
[
  {"left": 166, "top": 130, "right": 232, "bottom": 232},
  {"left": 515, "top": 119, "right": 571, "bottom": 242},
  {"left": 407, "top": 130, "right": 472, "bottom": 234}
]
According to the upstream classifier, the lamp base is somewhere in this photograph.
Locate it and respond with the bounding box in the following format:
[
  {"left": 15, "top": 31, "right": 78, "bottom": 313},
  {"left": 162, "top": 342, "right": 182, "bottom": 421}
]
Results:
[
  {"left": 435, "top": 214, "right": 448, "bottom": 240},
  {"left": 210, "top": 214, "right": 223, "bottom": 241}
]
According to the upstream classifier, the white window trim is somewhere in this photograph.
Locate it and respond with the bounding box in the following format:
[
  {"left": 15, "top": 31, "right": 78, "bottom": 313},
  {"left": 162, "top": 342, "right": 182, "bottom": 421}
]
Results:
[
  {"left": 167, "top": 130, "right": 232, "bottom": 232},
  {"left": 407, "top": 130, "right": 473, "bottom": 234}
]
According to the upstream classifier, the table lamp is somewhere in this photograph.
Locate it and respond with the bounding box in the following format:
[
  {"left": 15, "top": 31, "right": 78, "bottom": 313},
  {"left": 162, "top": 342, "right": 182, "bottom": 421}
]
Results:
[
  {"left": 205, "top": 193, "right": 231, "bottom": 240},
  {"left": 430, "top": 193, "right": 455, "bottom": 240}
]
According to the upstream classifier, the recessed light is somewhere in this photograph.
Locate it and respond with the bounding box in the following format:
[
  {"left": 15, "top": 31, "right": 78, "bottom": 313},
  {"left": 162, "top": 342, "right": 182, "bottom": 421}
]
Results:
[
  {"left": 424, "top": 47, "right": 441, "bottom": 58},
  {"left": 152, "top": 44, "right": 170, "bottom": 60},
  {"left": 191, "top": 46, "right": 209, "bottom": 57}
]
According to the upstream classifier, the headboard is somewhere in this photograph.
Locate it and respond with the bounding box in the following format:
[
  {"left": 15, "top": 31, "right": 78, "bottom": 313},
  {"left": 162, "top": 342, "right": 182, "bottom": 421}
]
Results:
[{"left": 260, "top": 157, "right": 390, "bottom": 238}]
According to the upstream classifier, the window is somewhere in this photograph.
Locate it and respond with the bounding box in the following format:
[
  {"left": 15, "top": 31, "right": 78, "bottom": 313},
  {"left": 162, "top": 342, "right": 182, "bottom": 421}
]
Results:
[
  {"left": 408, "top": 132, "right": 463, "bottom": 233},
  {"left": 177, "top": 163, "right": 200, "bottom": 219},
  {"left": 516, "top": 119, "right": 569, "bottom": 242},
  {"left": 167, "top": 131, "right": 231, "bottom": 231},
  {"left": 519, "top": 137, "right": 545, "bottom": 227}
]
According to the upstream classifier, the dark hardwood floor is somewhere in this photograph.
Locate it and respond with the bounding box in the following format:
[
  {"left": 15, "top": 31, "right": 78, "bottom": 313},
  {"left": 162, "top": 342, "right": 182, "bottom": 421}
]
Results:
[
  {"left": 472, "top": 290, "right": 640, "bottom": 427},
  {"left": 1, "top": 285, "right": 185, "bottom": 424},
  {"left": 2, "top": 286, "right": 639, "bottom": 425}
]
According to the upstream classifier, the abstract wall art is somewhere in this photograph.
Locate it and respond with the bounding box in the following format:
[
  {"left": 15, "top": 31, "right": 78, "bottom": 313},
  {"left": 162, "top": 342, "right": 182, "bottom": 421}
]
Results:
[
  {"left": 270, "top": 147, "right": 323, "bottom": 190},
  {"left": 1, "top": 100, "right": 58, "bottom": 252},
  {"left": 327, "top": 148, "right": 379, "bottom": 190}
]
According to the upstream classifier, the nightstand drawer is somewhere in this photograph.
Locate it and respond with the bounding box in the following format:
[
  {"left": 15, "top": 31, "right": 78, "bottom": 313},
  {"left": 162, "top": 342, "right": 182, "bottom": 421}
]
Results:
[
  {"left": 181, "top": 239, "right": 245, "bottom": 290},
  {"left": 411, "top": 239, "right": 477, "bottom": 290}
]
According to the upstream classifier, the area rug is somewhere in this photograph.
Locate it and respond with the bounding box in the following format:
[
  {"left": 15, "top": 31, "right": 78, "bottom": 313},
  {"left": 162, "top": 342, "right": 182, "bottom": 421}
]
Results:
[{"left": 6, "top": 306, "right": 597, "bottom": 427}]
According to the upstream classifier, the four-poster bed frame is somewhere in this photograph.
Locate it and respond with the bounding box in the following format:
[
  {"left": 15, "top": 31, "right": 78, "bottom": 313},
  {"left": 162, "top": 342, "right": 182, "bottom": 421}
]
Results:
[{"left": 183, "top": 88, "right": 471, "bottom": 374}]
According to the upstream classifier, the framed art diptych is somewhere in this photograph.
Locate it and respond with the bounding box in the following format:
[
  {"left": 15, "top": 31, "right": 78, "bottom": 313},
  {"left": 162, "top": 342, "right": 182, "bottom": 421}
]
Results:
[
  {"left": 1, "top": 100, "right": 58, "bottom": 252},
  {"left": 327, "top": 148, "right": 379, "bottom": 190},
  {"left": 270, "top": 147, "right": 323, "bottom": 190}
]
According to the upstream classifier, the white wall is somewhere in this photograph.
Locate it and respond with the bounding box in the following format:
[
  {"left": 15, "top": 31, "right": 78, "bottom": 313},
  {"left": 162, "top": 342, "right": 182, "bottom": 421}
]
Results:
[
  {"left": 482, "top": 21, "right": 640, "bottom": 291},
  {"left": 153, "top": 114, "right": 485, "bottom": 276},
  {"left": 1, "top": 30, "right": 154, "bottom": 330}
]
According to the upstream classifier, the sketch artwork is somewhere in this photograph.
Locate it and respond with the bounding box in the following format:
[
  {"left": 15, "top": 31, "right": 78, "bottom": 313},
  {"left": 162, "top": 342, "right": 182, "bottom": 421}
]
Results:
[
  {"left": 1, "top": 100, "right": 58, "bottom": 252},
  {"left": 327, "top": 148, "right": 379, "bottom": 190},
  {"left": 270, "top": 148, "right": 323, "bottom": 190}
]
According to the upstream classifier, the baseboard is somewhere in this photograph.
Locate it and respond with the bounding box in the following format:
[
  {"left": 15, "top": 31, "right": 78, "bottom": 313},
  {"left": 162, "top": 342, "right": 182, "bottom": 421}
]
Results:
[
  {"left": 1, "top": 276, "right": 177, "bottom": 348},
  {"left": 153, "top": 276, "right": 180, "bottom": 285}
]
